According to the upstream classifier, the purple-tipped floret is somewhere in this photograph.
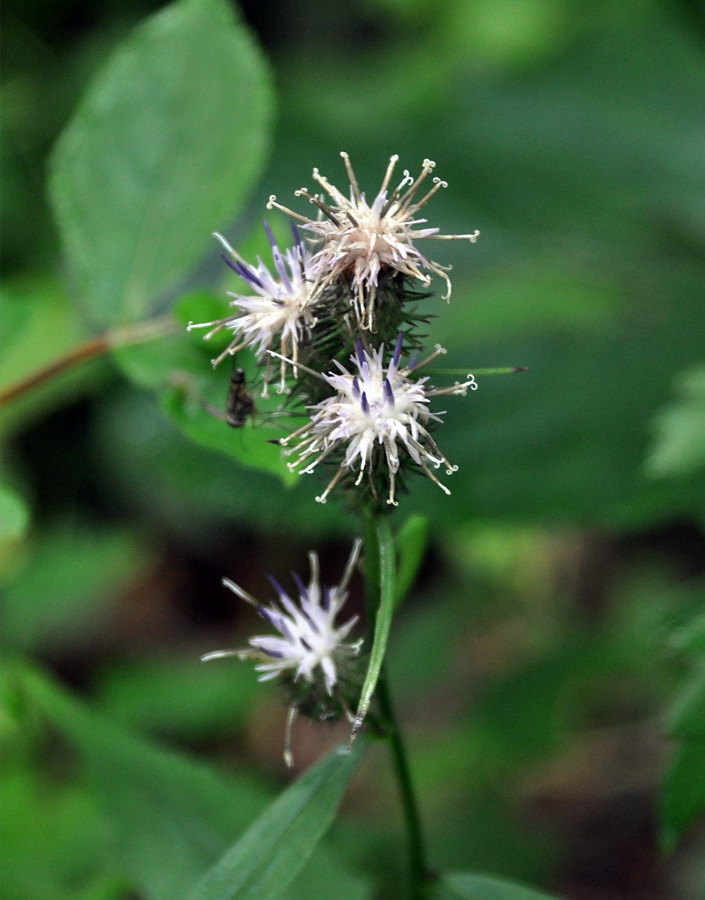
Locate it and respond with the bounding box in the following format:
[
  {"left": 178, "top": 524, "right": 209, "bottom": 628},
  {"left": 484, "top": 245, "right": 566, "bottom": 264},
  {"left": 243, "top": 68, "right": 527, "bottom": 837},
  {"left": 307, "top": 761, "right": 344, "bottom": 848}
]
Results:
[
  {"left": 267, "top": 574, "right": 290, "bottom": 603},
  {"left": 384, "top": 377, "right": 394, "bottom": 406},
  {"left": 351, "top": 375, "right": 360, "bottom": 398},
  {"left": 361, "top": 391, "right": 369, "bottom": 414},
  {"left": 221, "top": 253, "right": 265, "bottom": 290},
  {"left": 355, "top": 339, "right": 365, "bottom": 367},
  {"left": 392, "top": 331, "right": 404, "bottom": 368},
  {"left": 263, "top": 219, "right": 292, "bottom": 291},
  {"left": 290, "top": 571, "right": 307, "bottom": 599}
]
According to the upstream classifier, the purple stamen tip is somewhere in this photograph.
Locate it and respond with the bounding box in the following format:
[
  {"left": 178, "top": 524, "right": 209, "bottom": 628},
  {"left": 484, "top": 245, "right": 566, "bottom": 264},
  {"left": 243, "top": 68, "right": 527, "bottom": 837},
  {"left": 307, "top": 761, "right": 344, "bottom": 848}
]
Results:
[
  {"left": 361, "top": 391, "right": 369, "bottom": 414},
  {"left": 291, "top": 571, "right": 307, "bottom": 599},
  {"left": 257, "top": 605, "right": 280, "bottom": 629},
  {"left": 267, "top": 574, "right": 289, "bottom": 601},
  {"left": 261, "top": 647, "right": 284, "bottom": 658},
  {"left": 263, "top": 218, "right": 277, "bottom": 249},
  {"left": 291, "top": 221, "right": 303, "bottom": 249},
  {"left": 263, "top": 219, "right": 292, "bottom": 289},
  {"left": 352, "top": 375, "right": 360, "bottom": 397},
  {"left": 392, "top": 331, "right": 404, "bottom": 367},
  {"left": 384, "top": 377, "right": 394, "bottom": 406},
  {"left": 355, "top": 339, "right": 365, "bottom": 367},
  {"left": 222, "top": 254, "right": 265, "bottom": 290}
]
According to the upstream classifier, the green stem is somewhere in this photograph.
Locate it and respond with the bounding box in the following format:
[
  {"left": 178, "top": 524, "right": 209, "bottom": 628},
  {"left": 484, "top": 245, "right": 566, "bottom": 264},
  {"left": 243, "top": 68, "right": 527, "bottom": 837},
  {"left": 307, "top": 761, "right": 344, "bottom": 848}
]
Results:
[
  {"left": 361, "top": 508, "right": 429, "bottom": 899},
  {"left": 0, "top": 314, "right": 178, "bottom": 407}
]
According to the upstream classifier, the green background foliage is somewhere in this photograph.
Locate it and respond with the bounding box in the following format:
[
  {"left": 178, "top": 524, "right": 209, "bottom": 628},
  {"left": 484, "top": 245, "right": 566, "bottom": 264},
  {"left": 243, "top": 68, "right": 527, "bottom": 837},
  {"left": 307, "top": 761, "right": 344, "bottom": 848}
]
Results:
[{"left": 1, "top": 0, "right": 704, "bottom": 897}]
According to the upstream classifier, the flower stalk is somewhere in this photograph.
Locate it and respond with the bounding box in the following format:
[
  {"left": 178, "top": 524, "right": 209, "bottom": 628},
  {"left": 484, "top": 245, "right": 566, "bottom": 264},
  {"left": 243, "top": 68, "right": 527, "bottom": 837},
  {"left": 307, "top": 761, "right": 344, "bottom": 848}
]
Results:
[{"left": 361, "top": 506, "right": 429, "bottom": 899}]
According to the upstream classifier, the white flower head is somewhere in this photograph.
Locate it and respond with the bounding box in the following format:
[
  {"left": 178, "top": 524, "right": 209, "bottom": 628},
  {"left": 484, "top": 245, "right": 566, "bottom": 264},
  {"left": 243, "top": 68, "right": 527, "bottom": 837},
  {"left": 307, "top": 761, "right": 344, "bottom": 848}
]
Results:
[
  {"left": 267, "top": 152, "right": 480, "bottom": 331},
  {"left": 277, "top": 333, "right": 478, "bottom": 506},
  {"left": 203, "top": 540, "right": 362, "bottom": 691},
  {"left": 187, "top": 221, "right": 318, "bottom": 395}
]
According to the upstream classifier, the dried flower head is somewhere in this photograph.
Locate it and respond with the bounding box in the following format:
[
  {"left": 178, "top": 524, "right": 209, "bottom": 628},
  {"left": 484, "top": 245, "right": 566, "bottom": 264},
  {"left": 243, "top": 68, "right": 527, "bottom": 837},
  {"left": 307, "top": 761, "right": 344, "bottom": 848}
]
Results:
[
  {"left": 275, "top": 333, "right": 477, "bottom": 506},
  {"left": 267, "top": 152, "right": 479, "bottom": 331},
  {"left": 202, "top": 541, "right": 363, "bottom": 766},
  {"left": 187, "top": 221, "right": 318, "bottom": 395}
]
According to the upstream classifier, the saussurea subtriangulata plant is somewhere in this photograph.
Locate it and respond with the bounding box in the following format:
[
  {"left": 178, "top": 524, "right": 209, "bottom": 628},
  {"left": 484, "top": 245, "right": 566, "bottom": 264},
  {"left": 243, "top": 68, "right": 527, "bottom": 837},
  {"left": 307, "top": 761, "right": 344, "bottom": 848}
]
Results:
[{"left": 194, "top": 152, "right": 514, "bottom": 898}]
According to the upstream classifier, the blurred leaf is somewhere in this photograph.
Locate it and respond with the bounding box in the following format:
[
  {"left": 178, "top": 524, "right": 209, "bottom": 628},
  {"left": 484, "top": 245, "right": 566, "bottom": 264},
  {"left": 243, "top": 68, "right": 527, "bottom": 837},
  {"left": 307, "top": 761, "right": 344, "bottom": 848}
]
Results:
[
  {"left": 672, "top": 610, "right": 705, "bottom": 656},
  {"left": 190, "top": 741, "right": 366, "bottom": 900},
  {"left": 1, "top": 523, "right": 149, "bottom": 654},
  {"left": 18, "top": 665, "right": 271, "bottom": 900},
  {"left": 646, "top": 366, "right": 705, "bottom": 478},
  {"left": 93, "top": 389, "right": 356, "bottom": 540},
  {"left": 49, "top": 0, "right": 274, "bottom": 327},
  {"left": 661, "top": 740, "right": 705, "bottom": 853},
  {"left": 94, "top": 655, "right": 260, "bottom": 740},
  {"left": 667, "top": 665, "right": 705, "bottom": 741},
  {"left": 394, "top": 514, "right": 429, "bottom": 609},
  {"left": 18, "top": 665, "right": 368, "bottom": 900},
  {"left": 433, "top": 870, "right": 559, "bottom": 900},
  {"left": 0, "top": 763, "right": 127, "bottom": 900},
  {"left": 0, "top": 479, "right": 30, "bottom": 548}
]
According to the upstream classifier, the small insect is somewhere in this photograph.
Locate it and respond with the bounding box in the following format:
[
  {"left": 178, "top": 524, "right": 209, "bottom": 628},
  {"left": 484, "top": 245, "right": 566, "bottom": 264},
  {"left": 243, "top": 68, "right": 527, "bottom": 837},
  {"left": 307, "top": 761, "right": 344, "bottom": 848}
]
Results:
[{"left": 225, "top": 367, "right": 255, "bottom": 428}]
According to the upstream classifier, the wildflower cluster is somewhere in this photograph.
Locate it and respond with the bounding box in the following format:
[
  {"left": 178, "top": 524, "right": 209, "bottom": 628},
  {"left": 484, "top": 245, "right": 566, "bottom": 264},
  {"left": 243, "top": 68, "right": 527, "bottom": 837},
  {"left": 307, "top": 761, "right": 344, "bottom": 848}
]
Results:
[
  {"left": 189, "top": 152, "right": 479, "bottom": 509},
  {"left": 198, "top": 153, "right": 480, "bottom": 760}
]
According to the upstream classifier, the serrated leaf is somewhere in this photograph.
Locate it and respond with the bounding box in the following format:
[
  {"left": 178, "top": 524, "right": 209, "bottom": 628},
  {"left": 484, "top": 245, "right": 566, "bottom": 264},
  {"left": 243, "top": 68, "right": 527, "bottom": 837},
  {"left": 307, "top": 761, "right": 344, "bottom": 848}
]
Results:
[
  {"left": 190, "top": 741, "right": 365, "bottom": 900},
  {"left": 49, "top": 0, "right": 273, "bottom": 327},
  {"left": 433, "top": 871, "right": 560, "bottom": 900}
]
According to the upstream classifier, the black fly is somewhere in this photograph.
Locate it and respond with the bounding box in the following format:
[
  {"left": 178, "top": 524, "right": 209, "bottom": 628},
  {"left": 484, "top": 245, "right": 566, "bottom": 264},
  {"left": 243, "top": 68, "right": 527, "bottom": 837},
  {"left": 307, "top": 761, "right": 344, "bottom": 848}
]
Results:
[{"left": 225, "top": 367, "right": 255, "bottom": 428}]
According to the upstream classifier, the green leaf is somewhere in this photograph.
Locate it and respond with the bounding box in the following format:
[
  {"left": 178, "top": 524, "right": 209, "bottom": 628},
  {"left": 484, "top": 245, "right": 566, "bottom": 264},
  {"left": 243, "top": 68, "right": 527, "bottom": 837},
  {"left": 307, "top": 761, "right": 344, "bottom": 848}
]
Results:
[
  {"left": 0, "top": 480, "right": 30, "bottom": 549},
  {"left": 661, "top": 740, "right": 705, "bottom": 853},
  {"left": 49, "top": 0, "right": 274, "bottom": 327},
  {"left": 433, "top": 871, "right": 560, "bottom": 900},
  {"left": 667, "top": 665, "right": 705, "bottom": 740},
  {"left": 1, "top": 523, "right": 149, "bottom": 654},
  {"left": 671, "top": 610, "right": 705, "bottom": 656},
  {"left": 190, "top": 740, "right": 365, "bottom": 900},
  {"left": 354, "top": 514, "right": 396, "bottom": 733},
  {"left": 0, "top": 763, "right": 127, "bottom": 900},
  {"left": 646, "top": 366, "right": 705, "bottom": 478},
  {"left": 113, "top": 293, "right": 298, "bottom": 485},
  {"left": 17, "top": 665, "right": 271, "bottom": 900},
  {"left": 394, "top": 514, "right": 429, "bottom": 609}
]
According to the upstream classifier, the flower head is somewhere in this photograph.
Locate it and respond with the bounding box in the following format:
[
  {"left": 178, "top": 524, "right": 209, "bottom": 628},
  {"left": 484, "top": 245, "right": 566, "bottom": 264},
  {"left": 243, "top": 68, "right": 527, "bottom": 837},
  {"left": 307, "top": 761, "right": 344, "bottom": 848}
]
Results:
[
  {"left": 267, "top": 152, "right": 479, "bottom": 331},
  {"left": 202, "top": 541, "right": 363, "bottom": 764},
  {"left": 277, "top": 333, "right": 477, "bottom": 506},
  {"left": 187, "top": 221, "right": 318, "bottom": 395}
]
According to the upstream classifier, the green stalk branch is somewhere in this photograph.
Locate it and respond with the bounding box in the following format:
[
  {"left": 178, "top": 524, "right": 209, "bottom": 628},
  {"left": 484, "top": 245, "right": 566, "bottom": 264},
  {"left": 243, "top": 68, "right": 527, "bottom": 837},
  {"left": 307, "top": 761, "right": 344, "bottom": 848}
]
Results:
[
  {"left": 0, "top": 314, "right": 178, "bottom": 407},
  {"left": 361, "top": 508, "right": 429, "bottom": 899}
]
